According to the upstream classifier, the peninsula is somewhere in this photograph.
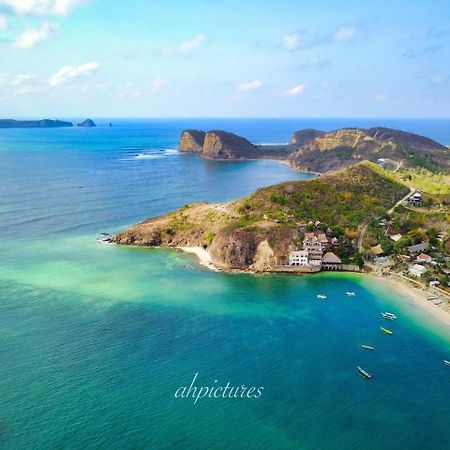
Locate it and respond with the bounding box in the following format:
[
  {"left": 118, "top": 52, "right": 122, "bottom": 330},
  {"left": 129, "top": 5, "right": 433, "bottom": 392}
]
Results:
[{"left": 179, "top": 127, "right": 450, "bottom": 173}]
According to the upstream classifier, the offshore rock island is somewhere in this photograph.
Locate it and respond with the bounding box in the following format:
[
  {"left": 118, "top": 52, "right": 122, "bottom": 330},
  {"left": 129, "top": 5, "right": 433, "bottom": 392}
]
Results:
[{"left": 0, "top": 119, "right": 73, "bottom": 128}]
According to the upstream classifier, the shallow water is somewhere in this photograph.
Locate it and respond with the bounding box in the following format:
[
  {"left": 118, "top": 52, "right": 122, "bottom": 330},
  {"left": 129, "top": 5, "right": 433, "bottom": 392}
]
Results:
[{"left": 0, "top": 119, "right": 449, "bottom": 449}]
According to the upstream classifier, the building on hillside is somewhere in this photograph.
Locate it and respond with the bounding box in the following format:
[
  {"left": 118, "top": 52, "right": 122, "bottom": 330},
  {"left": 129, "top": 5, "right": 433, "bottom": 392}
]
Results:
[
  {"left": 408, "top": 192, "right": 422, "bottom": 207},
  {"left": 289, "top": 250, "right": 309, "bottom": 266},
  {"left": 389, "top": 233, "right": 403, "bottom": 242},
  {"left": 417, "top": 253, "right": 432, "bottom": 264},
  {"left": 317, "top": 233, "right": 329, "bottom": 245},
  {"left": 322, "top": 252, "right": 343, "bottom": 270},
  {"left": 370, "top": 244, "right": 384, "bottom": 257},
  {"left": 409, "top": 264, "right": 428, "bottom": 277},
  {"left": 408, "top": 242, "right": 428, "bottom": 254},
  {"left": 303, "top": 233, "right": 323, "bottom": 266}
]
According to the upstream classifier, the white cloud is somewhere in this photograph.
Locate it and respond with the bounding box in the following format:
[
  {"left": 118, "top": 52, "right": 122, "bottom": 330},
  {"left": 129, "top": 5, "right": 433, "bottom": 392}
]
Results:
[
  {"left": 151, "top": 77, "right": 168, "bottom": 89},
  {"left": 332, "top": 26, "right": 356, "bottom": 42},
  {"left": 0, "top": 0, "right": 86, "bottom": 16},
  {"left": 0, "top": 14, "right": 8, "bottom": 29},
  {"left": 375, "top": 94, "right": 388, "bottom": 102},
  {"left": 118, "top": 82, "right": 141, "bottom": 99},
  {"left": 12, "top": 21, "right": 59, "bottom": 49},
  {"left": 48, "top": 61, "right": 99, "bottom": 86},
  {"left": 238, "top": 80, "right": 262, "bottom": 91},
  {"left": 11, "top": 73, "right": 32, "bottom": 85},
  {"left": 162, "top": 34, "right": 205, "bottom": 55},
  {"left": 284, "top": 84, "right": 305, "bottom": 96},
  {"left": 283, "top": 33, "right": 301, "bottom": 50}
]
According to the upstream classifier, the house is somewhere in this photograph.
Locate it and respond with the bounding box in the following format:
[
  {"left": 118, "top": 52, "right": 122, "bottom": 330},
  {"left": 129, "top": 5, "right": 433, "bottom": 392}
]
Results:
[
  {"left": 408, "top": 242, "right": 428, "bottom": 254},
  {"left": 389, "top": 233, "right": 403, "bottom": 242},
  {"left": 429, "top": 280, "right": 440, "bottom": 287},
  {"left": 408, "top": 192, "right": 422, "bottom": 207},
  {"left": 417, "top": 253, "right": 432, "bottom": 264},
  {"left": 409, "top": 264, "right": 428, "bottom": 277},
  {"left": 303, "top": 233, "right": 323, "bottom": 265},
  {"left": 331, "top": 237, "right": 339, "bottom": 246},
  {"left": 289, "top": 250, "right": 309, "bottom": 266},
  {"left": 370, "top": 244, "right": 384, "bottom": 257},
  {"left": 322, "top": 252, "right": 343, "bottom": 270},
  {"left": 317, "top": 233, "right": 329, "bottom": 245},
  {"left": 314, "top": 220, "right": 322, "bottom": 230}
]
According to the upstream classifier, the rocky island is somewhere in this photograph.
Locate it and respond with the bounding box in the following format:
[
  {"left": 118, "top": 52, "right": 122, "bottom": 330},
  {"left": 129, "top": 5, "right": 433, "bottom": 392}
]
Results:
[
  {"left": 179, "top": 127, "right": 449, "bottom": 173},
  {"left": 77, "top": 119, "right": 96, "bottom": 127},
  {"left": 0, "top": 119, "right": 73, "bottom": 128}
]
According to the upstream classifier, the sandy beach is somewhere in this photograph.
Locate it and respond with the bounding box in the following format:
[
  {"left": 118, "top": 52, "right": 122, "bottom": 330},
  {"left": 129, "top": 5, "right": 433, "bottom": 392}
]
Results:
[
  {"left": 367, "top": 272, "right": 450, "bottom": 328},
  {"left": 177, "top": 246, "right": 220, "bottom": 271}
]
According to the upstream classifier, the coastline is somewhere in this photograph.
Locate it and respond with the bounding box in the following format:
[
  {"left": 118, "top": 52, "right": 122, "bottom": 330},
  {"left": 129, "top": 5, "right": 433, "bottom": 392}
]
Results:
[{"left": 177, "top": 245, "right": 450, "bottom": 326}]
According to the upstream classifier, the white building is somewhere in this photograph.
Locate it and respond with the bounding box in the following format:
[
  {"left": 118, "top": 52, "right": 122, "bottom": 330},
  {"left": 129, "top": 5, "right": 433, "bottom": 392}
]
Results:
[{"left": 289, "top": 250, "right": 309, "bottom": 266}]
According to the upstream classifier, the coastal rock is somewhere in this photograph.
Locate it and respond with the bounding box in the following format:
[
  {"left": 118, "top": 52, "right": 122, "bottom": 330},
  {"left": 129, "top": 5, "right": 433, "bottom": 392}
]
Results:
[
  {"left": 178, "top": 129, "right": 206, "bottom": 153},
  {"left": 202, "top": 130, "right": 259, "bottom": 160},
  {"left": 289, "top": 129, "right": 325, "bottom": 145},
  {"left": 0, "top": 119, "right": 73, "bottom": 128},
  {"left": 77, "top": 119, "right": 96, "bottom": 127}
]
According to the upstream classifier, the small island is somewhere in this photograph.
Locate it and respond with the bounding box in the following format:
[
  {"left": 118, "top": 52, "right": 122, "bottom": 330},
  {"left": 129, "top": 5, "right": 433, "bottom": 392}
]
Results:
[
  {"left": 77, "top": 119, "right": 96, "bottom": 128},
  {"left": 0, "top": 119, "right": 73, "bottom": 128}
]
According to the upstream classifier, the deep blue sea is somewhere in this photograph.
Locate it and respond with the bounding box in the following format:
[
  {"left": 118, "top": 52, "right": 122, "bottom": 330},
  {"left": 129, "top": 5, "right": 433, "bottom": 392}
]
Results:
[{"left": 0, "top": 119, "right": 449, "bottom": 449}]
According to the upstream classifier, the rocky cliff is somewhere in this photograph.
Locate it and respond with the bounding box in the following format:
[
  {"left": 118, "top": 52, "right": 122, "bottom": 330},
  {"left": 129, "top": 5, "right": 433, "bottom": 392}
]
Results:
[
  {"left": 113, "top": 162, "right": 409, "bottom": 271},
  {"left": 0, "top": 119, "right": 73, "bottom": 128},
  {"left": 179, "top": 129, "right": 206, "bottom": 152}
]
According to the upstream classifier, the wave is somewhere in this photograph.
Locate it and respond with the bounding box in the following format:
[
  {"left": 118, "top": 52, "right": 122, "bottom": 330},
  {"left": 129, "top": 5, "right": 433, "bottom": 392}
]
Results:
[{"left": 119, "top": 147, "right": 179, "bottom": 161}]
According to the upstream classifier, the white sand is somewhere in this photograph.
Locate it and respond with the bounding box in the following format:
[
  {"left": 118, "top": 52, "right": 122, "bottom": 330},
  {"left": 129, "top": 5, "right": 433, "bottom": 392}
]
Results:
[{"left": 177, "top": 246, "right": 220, "bottom": 271}]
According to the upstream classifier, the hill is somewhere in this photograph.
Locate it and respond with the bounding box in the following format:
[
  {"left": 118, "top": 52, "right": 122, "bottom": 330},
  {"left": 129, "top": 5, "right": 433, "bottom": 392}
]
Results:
[{"left": 113, "top": 162, "right": 410, "bottom": 271}]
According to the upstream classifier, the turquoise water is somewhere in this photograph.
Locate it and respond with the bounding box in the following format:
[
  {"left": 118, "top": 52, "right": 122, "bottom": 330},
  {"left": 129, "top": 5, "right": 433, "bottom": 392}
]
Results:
[{"left": 0, "top": 119, "right": 449, "bottom": 449}]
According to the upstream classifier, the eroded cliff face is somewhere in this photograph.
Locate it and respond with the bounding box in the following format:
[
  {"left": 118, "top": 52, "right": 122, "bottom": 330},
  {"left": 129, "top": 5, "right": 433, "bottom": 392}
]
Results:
[
  {"left": 178, "top": 130, "right": 206, "bottom": 153},
  {"left": 202, "top": 130, "right": 259, "bottom": 159}
]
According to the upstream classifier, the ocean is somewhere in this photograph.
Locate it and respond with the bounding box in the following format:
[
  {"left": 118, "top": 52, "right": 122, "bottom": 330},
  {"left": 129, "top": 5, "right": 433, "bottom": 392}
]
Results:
[{"left": 0, "top": 118, "right": 449, "bottom": 449}]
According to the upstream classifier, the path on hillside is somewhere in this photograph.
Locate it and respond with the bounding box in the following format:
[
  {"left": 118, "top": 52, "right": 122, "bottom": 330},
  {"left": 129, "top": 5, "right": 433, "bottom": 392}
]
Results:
[{"left": 388, "top": 187, "right": 415, "bottom": 215}]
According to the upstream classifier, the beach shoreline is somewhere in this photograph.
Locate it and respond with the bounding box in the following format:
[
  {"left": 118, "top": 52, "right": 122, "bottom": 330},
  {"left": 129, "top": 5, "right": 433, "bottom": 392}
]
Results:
[{"left": 178, "top": 246, "right": 450, "bottom": 326}]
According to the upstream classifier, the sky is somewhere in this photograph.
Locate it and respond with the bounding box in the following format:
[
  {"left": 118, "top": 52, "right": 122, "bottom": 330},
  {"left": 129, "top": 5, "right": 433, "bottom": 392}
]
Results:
[{"left": 0, "top": 0, "right": 449, "bottom": 118}]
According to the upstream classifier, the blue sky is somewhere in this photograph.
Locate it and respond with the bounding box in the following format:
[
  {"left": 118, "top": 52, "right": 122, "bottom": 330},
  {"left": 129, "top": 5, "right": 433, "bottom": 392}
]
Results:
[{"left": 0, "top": 0, "right": 449, "bottom": 117}]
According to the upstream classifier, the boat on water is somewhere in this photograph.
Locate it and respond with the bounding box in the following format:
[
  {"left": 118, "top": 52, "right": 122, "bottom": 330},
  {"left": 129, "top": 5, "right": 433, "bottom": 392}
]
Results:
[
  {"left": 316, "top": 294, "right": 327, "bottom": 300},
  {"left": 346, "top": 291, "right": 356, "bottom": 296},
  {"left": 361, "top": 345, "right": 375, "bottom": 350},
  {"left": 382, "top": 312, "right": 397, "bottom": 320},
  {"left": 380, "top": 326, "right": 393, "bottom": 335},
  {"left": 357, "top": 366, "right": 373, "bottom": 379},
  {"left": 444, "top": 360, "right": 450, "bottom": 366}
]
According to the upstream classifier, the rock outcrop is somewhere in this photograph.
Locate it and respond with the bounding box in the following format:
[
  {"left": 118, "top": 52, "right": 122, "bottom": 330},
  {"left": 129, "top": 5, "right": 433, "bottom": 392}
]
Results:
[
  {"left": 179, "top": 129, "right": 206, "bottom": 153},
  {"left": 178, "top": 129, "right": 259, "bottom": 159},
  {"left": 77, "top": 119, "right": 96, "bottom": 127},
  {"left": 202, "top": 130, "right": 259, "bottom": 159},
  {"left": 0, "top": 119, "right": 73, "bottom": 128}
]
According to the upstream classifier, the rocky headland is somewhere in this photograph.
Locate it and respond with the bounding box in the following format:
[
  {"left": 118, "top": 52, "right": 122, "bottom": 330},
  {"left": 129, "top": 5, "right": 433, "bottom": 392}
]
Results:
[
  {"left": 179, "top": 127, "right": 449, "bottom": 173},
  {"left": 77, "top": 119, "right": 96, "bottom": 127}
]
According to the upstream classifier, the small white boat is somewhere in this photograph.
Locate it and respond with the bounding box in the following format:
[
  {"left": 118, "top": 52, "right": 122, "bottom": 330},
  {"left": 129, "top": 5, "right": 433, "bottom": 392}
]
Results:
[
  {"left": 444, "top": 360, "right": 450, "bottom": 366},
  {"left": 346, "top": 291, "right": 356, "bottom": 296},
  {"left": 361, "top": 345, "right": 375, "bottom": 350},
  {"left": 316, "top": 294, "right": 327, "bottom": 300},
  {"left": 382, "top": 312, "right": 397, "bottom": 320},
  {"left": 357, "top": 366, "right": 373, "bottom": 379}
]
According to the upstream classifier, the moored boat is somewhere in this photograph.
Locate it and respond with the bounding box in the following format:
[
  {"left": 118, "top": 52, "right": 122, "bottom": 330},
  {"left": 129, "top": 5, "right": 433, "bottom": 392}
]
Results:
[
  {"left": 381, "top": 312, "right": 397, "bottom": 320},
  {"left": 346, "top": 291, "right": 356, "bottom": 296},
  {"left": 361, "top": 345, "right": 375, "bottom": 350},
  {"left": 316, "top": 294, "right": 327, "bottom": 300},
  {"left": 380, "top": 326, "right": 393, "bottom": 335},
  {"left": 357, "top": 366, "right": 373, "bottom": 379},
  {"left": 444, "top": 360, "right": 450, "bottom": 366}
]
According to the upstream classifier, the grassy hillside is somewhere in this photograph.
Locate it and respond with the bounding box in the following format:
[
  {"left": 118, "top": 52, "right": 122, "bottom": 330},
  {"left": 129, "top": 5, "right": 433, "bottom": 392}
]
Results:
[{"left": 114, "top": 161, "right": 411, "bottom": 270}]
